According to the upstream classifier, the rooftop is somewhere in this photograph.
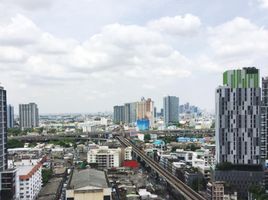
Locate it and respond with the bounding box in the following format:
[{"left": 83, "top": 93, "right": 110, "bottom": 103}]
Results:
[
  {"left": 17, "top": 165, "right": 34, "bottom": 176},
  {"left": 69, "top": 169, "right": 108, "bottom": 190},
  {"left": 38, "top": 177, "right": 63, "bottom": 197}
]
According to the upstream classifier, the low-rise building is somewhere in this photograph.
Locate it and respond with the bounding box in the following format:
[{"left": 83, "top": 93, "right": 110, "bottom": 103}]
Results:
[
  {"left": 87, "top": 146, "right": 122, "bottom": 169},
  {"left": 17, "top": 162, "right": 42, "bottom": 200},
  {"left": 66, "top": 169, "right": 111, "bottom": 200},
  {"left": 207, "top": 181, "right": 237, "bottom": 200}
]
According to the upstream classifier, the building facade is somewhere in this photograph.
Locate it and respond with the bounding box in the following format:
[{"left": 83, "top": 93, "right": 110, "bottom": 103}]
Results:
[
  {"left": 0, "top": 169, "right": 18, "bottom": 200},
  {"left": 0, "top": 86, "right": 7, "bottom": 172},
  {"left": 136, "top": 97, "right": 154, "bottom": 127},
  {"left": 163, "top": 96, "right": 179, "bottom": 126},
  {"left": 261, "top": 77, "right": 268, "bottom": 160},
  {"left": 216, "top": 67, "right": 261, "bottom": 165},
  {"left": 66, "top": 169, "right": 111, "bottom": 200},
  {"left": 113, "top": 105, "right": 125, "bottom": 124},
  {"left": 17, "top": 162, "right": 42, "bottom": 200},
  {"left": 19, "top": 103, "right": 39, "bottom": 129},
  {"left": 7, "top": 105, "right": 14, "bottom": 129},
  {"left": 87, "top": 146, "right": 121, "bottom": 169},
  {"left": 124, "top": 102, "right": 137, "bottom": 124}
]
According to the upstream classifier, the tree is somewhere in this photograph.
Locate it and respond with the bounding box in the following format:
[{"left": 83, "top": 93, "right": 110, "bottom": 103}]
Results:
[
  {"left": 249, "top": 185, "right": 266, "bottom": 200},
  {"left": 37, "top": 127, "right": 44, "bottom": 134},
  {"left": 7, "top": 139, "right": 24, "bottom": 148},
  {"left": 144, "top": 134, "right": 151, "bottom": 141},
  {"left": 190, "top": 177, "right": 206, "bottom": 192},
  {"left": 186, "top": 144, "right": 200, "bottom": 151},
  {"left": 42, "top": 169, "right": 53, "bottom": 185}
]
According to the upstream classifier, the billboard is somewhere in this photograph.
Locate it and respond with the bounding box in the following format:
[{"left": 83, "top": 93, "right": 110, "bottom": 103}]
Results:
[{"left": 137, "top": 119, "right": 149, "bottom": 131}]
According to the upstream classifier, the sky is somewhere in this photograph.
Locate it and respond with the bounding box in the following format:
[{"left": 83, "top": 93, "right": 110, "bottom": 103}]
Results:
[{"left": 1, "top": 0, "right": 268, "bottom": 114}]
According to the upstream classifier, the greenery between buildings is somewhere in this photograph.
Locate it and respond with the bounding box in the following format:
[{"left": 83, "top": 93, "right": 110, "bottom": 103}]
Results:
[
  {"left": 42, "top": 168, "right": 53, "bottom": 185},
  {"left": 7, "top": 139, "right": 24, "bottom": 148},
  {"left": 216, "top": 162, "right": 263, "bottom": 171},
  {"left": 249, "top": 185, "right": 268, "bottom": 200}
]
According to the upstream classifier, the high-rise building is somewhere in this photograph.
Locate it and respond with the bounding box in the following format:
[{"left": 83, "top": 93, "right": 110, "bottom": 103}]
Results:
[
  {"left": 7, "top": 105, "right": 14, "bottom": 129},
  {"left": 163, "top": 96, "right": 179, "bottom": 126},
  {"left": 215, "top": 67, "right": 263, "bottom": 199},
  {"left": 0, "top": 86, "right": 17, "bottom": 200},
  {"left": 124, "top": 103, "right": 137, "bottom": 124},
  {"left": 261, "top": 77, "right": 268, "bottom": 160},
  {"left": 216, "top": 67, "right": 261, "bottom": 165},
  {"left": 113, "top": 105, "right": 125, "bottom": 124},
  {"left": 136, "top": 97, "right": 154, "bottom": 127},
  {"left": 0, "top": 86, "right": 7, "bottom": 171},
  {"left": 19, "top": 103, "right": 39, "bottom": 129}
]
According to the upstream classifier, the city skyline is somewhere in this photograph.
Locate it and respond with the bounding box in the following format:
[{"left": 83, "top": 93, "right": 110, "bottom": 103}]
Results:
[{"left": 1, "top": 0, "right": 268, "bottom": 113}]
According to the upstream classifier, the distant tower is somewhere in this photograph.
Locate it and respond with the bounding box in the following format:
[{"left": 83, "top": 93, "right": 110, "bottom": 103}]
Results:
[
  {"left": 163, "top": 96, "right": 179, "bottom": 126},
  {"left": 136, "top": 98, "right": 154, "bottom": 127},
  {"left": 19, "top": 103, "right": 39, "bottom": 129},
  {"left": 113, "top": 105, "right": 125, "bottom": 124},
  {"left": 7, "top": 105, "right": 14, "bottom": 128}
]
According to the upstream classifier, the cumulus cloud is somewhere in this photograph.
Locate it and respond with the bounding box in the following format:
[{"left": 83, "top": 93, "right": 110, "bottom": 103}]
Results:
[
  {"left": 0, "top": 14, "right": 41, "bottom": 46},
  {"left": 147, "top": 14, "right": 201, "bottom": 36},
  {"left": 66, "top": 23, "right": 191, "bottom": 78},
  {"left": 208, "top": 17, "right": 268, "bottom": 59},
  {"left": 0, "top": 47, "right": 27, "bottom": 63},
  {"left": 0, "top": 14, "right": 193, "bottom": 88},
  {"left": 1, "top": 11, "right": 268, "bottom": 113}
]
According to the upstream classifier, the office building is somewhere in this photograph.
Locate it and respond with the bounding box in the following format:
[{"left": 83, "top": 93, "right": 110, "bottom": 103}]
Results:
[
  {"left": 163, "top": 96, "right": 179, "bottom": 126},
  {"left": 261, "top": 77, "right": 268, "bottom": 160},
  {"left": 19, "top": 103, "right": 39, "bottom": 129},
  {"left": 7, "top": 105, "right": 14, "bottom": 129},
  {"left": 216, "top": 67, "right": 261, "bottom": 165},
  {"left": 113, "top": 105, "right": 125, "bottom": 124},
  {"left": 215, "top": 67, "right": 263, "bottom": 199},
  {"left": 136, "top": 97, "right": 154, "bottom": 127},
  {"left": 0, "top": 86, "right": 17, "bottom": 200},
  {"left": 124, "top": 102, "right": 137, "bottom": 124}
]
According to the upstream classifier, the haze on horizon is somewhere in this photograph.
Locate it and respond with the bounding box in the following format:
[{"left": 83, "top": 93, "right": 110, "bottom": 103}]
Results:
[{"left": 1, "top": 0, "right": 268, "bottom": 114}]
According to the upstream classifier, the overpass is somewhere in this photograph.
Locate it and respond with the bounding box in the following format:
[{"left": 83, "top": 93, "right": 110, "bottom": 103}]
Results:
[
  {"left": 9, "top": 135, "right": 108, "bottom": 142},
  {"left": 117, "top": 136, "right": 206, "bottom": 200},
  {"left": 9, "top": 128, "right": 214, "bottom": 142}
]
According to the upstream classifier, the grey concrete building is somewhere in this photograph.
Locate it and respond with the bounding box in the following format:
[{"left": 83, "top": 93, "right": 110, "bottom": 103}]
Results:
[
  {"left": 0, "top": 86, "right": 16, "bottom": 200},
  {"left": 124, "top": 102, "right": 137, "bottom": 124},
  {"left": 113, "top": 105, "right": 125, "bottom": 124},
  {"left": 7, "top": 105, "right": 14, "bottom": 129},
  {"left": 261, "top": 77, "right": 268, "bottom": 160},
  {"left": 215, "top": 67, "right": 263, "bottom": 200},
  {"left": 163, "top": 96, "right": 179, "bottom": 126},
  {"left": 214, "top": 169, "right": 263, "bottom": 200},
  {"left": 19, "top": 103, "right": 39, "bottom": 129},
  {"left": 0, "top": 86, "right": 7, "bottom": 172},
  {"left": 216, "top": 67, "right": 261, "bottom": 165}
]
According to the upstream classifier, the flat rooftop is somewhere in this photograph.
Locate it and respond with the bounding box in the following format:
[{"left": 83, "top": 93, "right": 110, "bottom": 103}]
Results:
[
  {"left": 69, "top": 169, "right": 108, "bottom": 190},
  {"left": 38, "top": 177, "right": 63, "bottom": 197},
  {"left": 17, "top": 165, "right": 34, "bottom": 176}
]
